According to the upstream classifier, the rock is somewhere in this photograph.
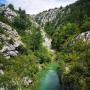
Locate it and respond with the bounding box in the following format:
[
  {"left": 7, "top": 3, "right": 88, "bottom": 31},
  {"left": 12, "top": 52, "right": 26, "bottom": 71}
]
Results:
[
  {"left": 0, "top": 5, "right": 17, "bottom": 21},
  {"left": 0, "top": 86, "right": 8, "bottom": 90},
  {"left": 6, "top": 50, "right": 18, "bottom": 57},
  {"left": 4, "top": 7, "right": 17, "bottom": 21},
  {"left": 14, "top": 41, "right": 22, "bottom": 48},
  {"left": 0, "top": 87, "right": 5, "bottom": 90},
  {"left": 76, "top": 31, "right": 90, "bottom": 42},
  {"left": 1, "top": 44, "right": 15, "bottom": 52},
  {"left": 35, "top": 7, "right": 62, "bottom": 25},
  {"left": 0, "top": 21, "right": 23, "bottom": 58},
  {"left": 21, "top": 77, "right": 33, "bottom": 86},
  {"left": 0, "top": 69, "right": 4, "bottom": 75}
]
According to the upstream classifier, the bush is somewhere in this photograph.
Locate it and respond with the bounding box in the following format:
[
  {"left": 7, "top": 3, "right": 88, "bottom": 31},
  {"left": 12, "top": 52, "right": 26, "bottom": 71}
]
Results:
[{"left": 35, "top": 47, "right": 52, "bottom": 64}]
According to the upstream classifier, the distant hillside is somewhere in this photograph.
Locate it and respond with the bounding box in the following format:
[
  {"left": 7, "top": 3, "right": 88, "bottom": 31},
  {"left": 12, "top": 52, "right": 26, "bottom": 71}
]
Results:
[
  {"left": 42, "top": 0, "right": 90, "bottom": 50},
  {"left": 35, "top": 7, "right": 63, "bottom": 26},
  {"left": 35, "top": 0, "right": 90, "bottom": 27}
]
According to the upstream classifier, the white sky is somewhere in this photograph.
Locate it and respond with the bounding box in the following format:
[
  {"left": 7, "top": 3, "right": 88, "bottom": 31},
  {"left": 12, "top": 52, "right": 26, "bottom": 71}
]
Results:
[{"left": 7, "top": 0, "right": 77, "bottom": 14}]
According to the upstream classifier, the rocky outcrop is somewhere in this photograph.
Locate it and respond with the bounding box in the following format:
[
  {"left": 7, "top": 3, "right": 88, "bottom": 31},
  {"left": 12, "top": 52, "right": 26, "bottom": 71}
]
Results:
[
  {"left": 0, "top": 5, "right": 17, "bottom": 21},
  {"left": 35, "top": 7, "right": 63, "bottom": 25},
  {"left": 76, "top": 31, "right": 90, "bottom": 42},
  {"left": 0, "top": 21, "right": 23, "bottom": 58},
  {"left": 4, "top": 7, "right": 17, "bottom": 21}
]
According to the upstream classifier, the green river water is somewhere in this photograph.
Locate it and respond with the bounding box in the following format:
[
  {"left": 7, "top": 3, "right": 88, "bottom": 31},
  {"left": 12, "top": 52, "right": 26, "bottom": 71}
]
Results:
[{"left": 38, "top": 69, "right": 60, "bottom": 90}]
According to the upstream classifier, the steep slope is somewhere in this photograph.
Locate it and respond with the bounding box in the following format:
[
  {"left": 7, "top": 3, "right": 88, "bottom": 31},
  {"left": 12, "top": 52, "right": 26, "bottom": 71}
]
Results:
[
  {"left": 0, "top": 5, "right": 24, "bottom": 58},
  {"left": 0, "top": 21, "right": 23, "bottom": 58},
  {"left": 35, "top": 0, "right": 90, "bottom": 27},
  {"left": 35, "top": 7, "right": 62, "bottom": 26}
]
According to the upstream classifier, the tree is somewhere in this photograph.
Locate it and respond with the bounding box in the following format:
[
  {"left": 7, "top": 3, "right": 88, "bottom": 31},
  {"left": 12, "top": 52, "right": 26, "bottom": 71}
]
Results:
[
  {"left": 8, "top": 4, "right": 14, "bottom": 10},
  {"left": 29, "top": 28, "right": 42, "bottom": 51},
  {"left": 52, "top": 23, "right": 79, "bottom": 50},
  {"left": 13, "top": 17, "right": 27, "bottom": 30},
  {"left": 80, "top": 17, "right": 90, "bottom": 32}
]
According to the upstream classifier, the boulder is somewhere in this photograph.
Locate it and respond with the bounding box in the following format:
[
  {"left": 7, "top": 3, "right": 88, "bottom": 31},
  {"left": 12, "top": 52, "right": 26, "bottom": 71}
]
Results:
[
  {"left": 21, "top": 77, "right": 33, "bottom": 86},
  {"left": 1, "top": 44, "right": 15, "bottom": 52},
  {"left": 6, "top": 50, "right": 18, "bottom": 57},
  {"left": 76, "top": 31, "right": 90, "bottom": 42}
]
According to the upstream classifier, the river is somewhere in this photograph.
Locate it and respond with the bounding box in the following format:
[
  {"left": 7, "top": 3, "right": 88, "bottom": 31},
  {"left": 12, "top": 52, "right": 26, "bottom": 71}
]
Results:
[
  {"left": 39, "top": 28, "right": 60, "bottom": 90},
  {"left": 38, "top": 69, "right": 60, "bottom": 90}
]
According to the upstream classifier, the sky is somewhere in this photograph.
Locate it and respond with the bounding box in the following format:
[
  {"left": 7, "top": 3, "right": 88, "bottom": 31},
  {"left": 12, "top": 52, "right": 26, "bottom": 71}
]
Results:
[
  {"left": 0, "top": 0, "right": 6, "bottom": 4},
  {"left": 0, "top": 0, "right": 77, "bottom": 14}
]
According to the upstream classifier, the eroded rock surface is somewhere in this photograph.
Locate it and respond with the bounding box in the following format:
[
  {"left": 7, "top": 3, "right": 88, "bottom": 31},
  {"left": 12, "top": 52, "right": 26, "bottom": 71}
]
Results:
[
  {"left": 0, "top": 21, "right": 23, "bottom": 58},
  {"left": 0, "top": 5, "right": 17, "bottom": 21},
  {"left": 76, "top": 31, "right": 90, "bottom": 42},
  {"left": 35, "top": 7, "right": 62, "bottom": 25}
]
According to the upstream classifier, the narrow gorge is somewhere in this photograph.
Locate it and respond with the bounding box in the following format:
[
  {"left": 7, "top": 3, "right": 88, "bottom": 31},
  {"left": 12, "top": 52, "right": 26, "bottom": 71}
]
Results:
[{"left": 0, "top": 0, "right": 90, "bottom": 90}]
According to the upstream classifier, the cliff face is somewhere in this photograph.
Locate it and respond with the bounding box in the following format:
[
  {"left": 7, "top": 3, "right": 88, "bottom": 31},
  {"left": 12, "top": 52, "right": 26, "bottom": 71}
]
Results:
[
  {"left": 0, "top": 5, "right": 23, "bottom": 58},
  {"left": 35, "top": 7, "right": 63, "bottom": 25},
  {"left": 0, "top": 5, "right": 17, "bottom": 21},
  {"left": 0, "top": 21, "right": 23, "bottom": 58}
]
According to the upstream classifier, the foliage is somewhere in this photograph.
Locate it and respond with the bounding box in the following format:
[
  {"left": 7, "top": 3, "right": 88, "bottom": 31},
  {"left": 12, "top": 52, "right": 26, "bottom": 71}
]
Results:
[
  {"left": 56, "top": 41, "right": 90, "bottom": 90},
  {"left": 0, "top": 12, "right": 10, "bottom": 24},
  {"left": 44, "top": 22, "right": 55, "bottom": 37},
  {"left": 13, "top": 16, "right": 31, "bottom": 31},
  {"left": 13, "top": 8, "right": 31, "bottom": 32},
  {"left": 80, "top": 17, "right": 90, "bottom": 32},
  {"left": 8, "top": 4, "right": 14, "bottom": 10},
  {"left": 51, "top": 23, "right": 79, "bottom": 50},
  {"left": 0, "top": 54, "right": 39, "bottom": 90},
  {"left": 35, "top": 47, "right": 52, "bottom": 64}
]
